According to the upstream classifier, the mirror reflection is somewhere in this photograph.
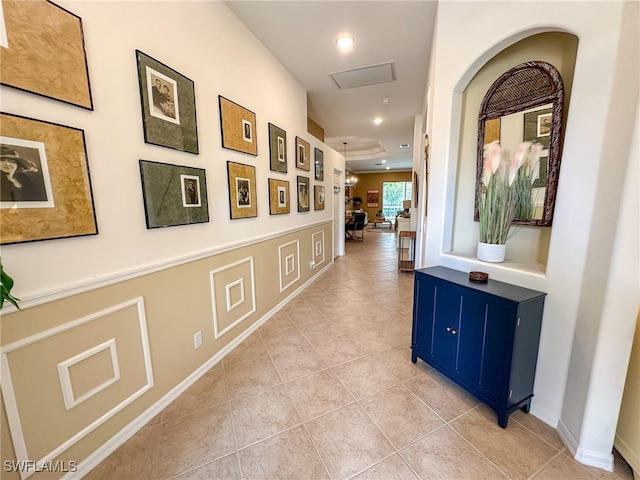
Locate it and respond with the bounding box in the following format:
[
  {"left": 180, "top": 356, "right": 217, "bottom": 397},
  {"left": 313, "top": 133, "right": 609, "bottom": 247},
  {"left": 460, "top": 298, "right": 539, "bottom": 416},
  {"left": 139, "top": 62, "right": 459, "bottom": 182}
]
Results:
[
  {"left": 483, "top": 103, "right": 552, "bottom": 220},
  {"left": 475, "top": 61, "right": 565, "bottom": 227}
]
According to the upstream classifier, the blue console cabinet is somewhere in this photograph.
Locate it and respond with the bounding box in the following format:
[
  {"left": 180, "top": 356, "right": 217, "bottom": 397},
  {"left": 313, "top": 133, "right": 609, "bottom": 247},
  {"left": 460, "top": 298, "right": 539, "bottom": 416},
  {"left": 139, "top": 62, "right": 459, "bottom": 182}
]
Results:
[{"left": 411, "top": 266, "right": 546, "bottom": 428}]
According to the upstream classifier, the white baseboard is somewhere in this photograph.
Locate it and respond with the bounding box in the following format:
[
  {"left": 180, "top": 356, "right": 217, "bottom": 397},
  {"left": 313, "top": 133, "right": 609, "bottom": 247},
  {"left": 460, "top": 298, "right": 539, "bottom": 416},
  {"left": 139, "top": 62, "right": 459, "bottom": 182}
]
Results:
[
  {"left": 529, "top": 403, "right": 559, "bottom": 429},
  {"left": 557, "top": 419, "right": 614, "bottom": 472},
  {"left": 67, "top": 261, "right": 333, "bottom": 479}
]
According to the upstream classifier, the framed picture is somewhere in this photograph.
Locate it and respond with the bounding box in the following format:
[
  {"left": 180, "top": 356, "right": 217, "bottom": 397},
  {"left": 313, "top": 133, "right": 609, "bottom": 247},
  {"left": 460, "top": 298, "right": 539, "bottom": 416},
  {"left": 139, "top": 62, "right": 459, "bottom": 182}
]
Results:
[
  {"left": 227, "top": 161, "right": 257, "bottom": 219},
  {"left": 139, "top": 160, "right": 208, "bottom": 228},
  {"left": 366, "top": 189, "right": 379, "bottom": 208},
  {"left": 297, "top": 176, "right": 310, "bottom": 212},
  {"left": 136, "top": 50, "right": 198, "bottom": 154},
  {"left": 268, "top": 178, "right": 290, "bottom": 215},
  {"left": 268, "top": 123, "right": 287, "bottom": 173},
  {"left": 314, "top": 185, "right": 325, "bottom": 210},
  {"left": 537, "top": 113, "right": 552, "bottom": 137},
  {"left": 0, "top": 0, "right": 93, "bottom": 109},
  {"left": 524, "top": 107, "right": 552, "bottom": 149},
  {"left": 314, "top": 148, "right": 324, "bottom": 181},
  {"left": 295, "top": 137, "right": 310, "bottom": 171},
  {"left": 0, "top": 112, "right": 97, "bottom": 244},
  {"left": 219, "top": 96, "right": 257, "bottom": 156}
]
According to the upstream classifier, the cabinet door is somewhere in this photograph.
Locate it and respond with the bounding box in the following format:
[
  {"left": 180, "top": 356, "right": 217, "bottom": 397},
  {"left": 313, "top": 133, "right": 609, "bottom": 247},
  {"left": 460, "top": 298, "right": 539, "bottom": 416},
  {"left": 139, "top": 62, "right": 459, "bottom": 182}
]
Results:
[
  {"left": 477, "top": 297, "right": 517, "bottom": 403},
  {"left": 412, "top": 274, "right": 436, "bottom": 355},
  {"left": 430, "top": 281, "right": 461, "bottom": 371},
  {"left": 412, "top": 275, "right": 459, "bottom": 371},
  {"left": 453, "top": 293, "right": 487, "bottom": 386}
]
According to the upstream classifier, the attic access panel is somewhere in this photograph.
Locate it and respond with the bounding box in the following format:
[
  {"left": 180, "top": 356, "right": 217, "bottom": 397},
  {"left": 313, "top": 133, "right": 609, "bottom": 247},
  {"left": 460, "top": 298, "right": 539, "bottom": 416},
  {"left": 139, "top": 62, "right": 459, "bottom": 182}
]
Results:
[{"left": 329, "top": 62, "right": 396, "bottom": 89}]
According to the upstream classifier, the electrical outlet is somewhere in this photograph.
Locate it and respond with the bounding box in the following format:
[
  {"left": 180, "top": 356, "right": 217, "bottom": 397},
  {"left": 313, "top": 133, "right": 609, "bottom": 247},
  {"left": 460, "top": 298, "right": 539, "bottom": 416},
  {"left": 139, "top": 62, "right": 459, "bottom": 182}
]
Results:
[
  {"left": 310, "top": 260, "right": 316, "bottom": 269},
  {"left": 194, "top": 331, "right": 202, "bottom": 349}
]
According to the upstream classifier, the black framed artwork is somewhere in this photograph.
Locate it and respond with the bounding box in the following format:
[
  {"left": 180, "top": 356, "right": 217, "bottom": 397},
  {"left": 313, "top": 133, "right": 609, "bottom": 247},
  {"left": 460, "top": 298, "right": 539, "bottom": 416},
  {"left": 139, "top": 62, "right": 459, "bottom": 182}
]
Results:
[
  {"left": 0, "top": 0, "right": 93, "bottom": 109},
  {"left": 314, "top": 148, "right": 324, "bottom": 181},
  {"left": 1, "top": 112, "right": 98, "bottom": 244},
  {"left": 268, "top": 123, "right": 287, "bottom": 173},
  {"left": 314, "top": 185, "right": 325, "bottom": 210},
  {"left": 295, "top": 137, "right": 310, "bottom": 171},
  {"left": 219, "top": 96, "right": 258, "bottom": 156},
  {"left": 136, "top": 50, "right": 199, "bottom": 154},
  {"left": 227, "top": 161, "right": 257, "bottom": 219},
  {"left": 268, "top": 178, "right": 290, "bottom": 215},
  {"left": 297, "top": 176, "right": 310, "bottom": 212},
  {"left": 139, "top": 160, "right": 209, "bottom": 228}
]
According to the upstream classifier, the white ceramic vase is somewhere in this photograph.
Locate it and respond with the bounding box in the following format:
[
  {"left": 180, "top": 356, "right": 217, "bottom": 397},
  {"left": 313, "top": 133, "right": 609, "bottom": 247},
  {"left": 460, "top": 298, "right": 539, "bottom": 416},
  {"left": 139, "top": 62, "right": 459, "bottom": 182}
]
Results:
[{"left": 477, "top": 242, "right": 506, "bottom": 263}]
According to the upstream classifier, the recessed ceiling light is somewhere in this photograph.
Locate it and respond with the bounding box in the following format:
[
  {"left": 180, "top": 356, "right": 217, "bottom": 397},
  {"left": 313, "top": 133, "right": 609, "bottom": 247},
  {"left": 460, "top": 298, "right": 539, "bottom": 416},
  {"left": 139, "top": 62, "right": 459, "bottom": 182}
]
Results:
[
  {"left": 373, "top": 117, "right": 383, "bottom": 125},
  {"left": 382, "top": 98, "right": 390, "bottom": 105},
  {"left": 336, "top": 35, "right": 355, "bottom": 49},
  {"left": 399, "top": 143, "right": 410, "bottom": 148},
  {"left": 386, "top": 166, "right": 390, "bottom": 170},
  {"left": 381, "top": 160, "right": 387, "bottom": 163}
]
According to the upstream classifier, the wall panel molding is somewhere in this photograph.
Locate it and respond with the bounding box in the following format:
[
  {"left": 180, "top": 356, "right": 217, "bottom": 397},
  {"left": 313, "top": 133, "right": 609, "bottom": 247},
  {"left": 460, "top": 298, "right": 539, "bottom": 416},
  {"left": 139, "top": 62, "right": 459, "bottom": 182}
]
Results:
[
  {"left": 4, "top": 221, "right": 332, "bottom": 313},
  {"left": 312, "top": 231, "right": 325, "bottom": 268},
  {"left": 69, "top": 261, "right": 334, "bottom": 479},
  {"left": 278, "top": 240, "right": 300, "bottom": 293},
  {"left": 1, "top": 298, "right": 153, "bottom": 479},
  {"left": 210, "top": 257, "right": 256, "bottom": 339},
  {"left": 57, "top": 338, "right": 121, "bottom": 410}
]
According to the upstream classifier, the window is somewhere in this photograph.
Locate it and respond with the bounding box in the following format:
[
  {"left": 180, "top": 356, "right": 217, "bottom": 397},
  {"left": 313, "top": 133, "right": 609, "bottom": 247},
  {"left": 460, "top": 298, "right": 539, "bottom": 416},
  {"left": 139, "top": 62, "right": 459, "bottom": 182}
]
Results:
[{"left": 382, "top": 181, "right": 412, "bottom": 219}]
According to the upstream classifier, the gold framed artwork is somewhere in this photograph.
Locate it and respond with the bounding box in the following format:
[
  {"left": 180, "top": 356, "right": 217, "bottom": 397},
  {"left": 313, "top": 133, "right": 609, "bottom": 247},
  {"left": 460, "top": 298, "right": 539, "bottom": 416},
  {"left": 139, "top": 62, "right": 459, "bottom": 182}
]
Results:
[
  {"left": 0, "top": 112, "right": 98, "bottom": 244},
  {"left": 268, "top": 178, "right": 290, "bottom": 215},
  {"left": 297, "top": 176, "right": 310, "bottom": 212},
  {"left": 219, "top": 96, "right": 257, "bottom": 156},
  {"left": 0, "top": 0, "right": 93, "bottom": 109},
  {"left": 295, "top": 137, "right": 310, "bottom": 171},
  {"left": 227, "top": 161, "right": 257, "bottom": 219},
  {"left": 136, "top": 50, "right": 199, "bottom": 154},
  {"left": 314, "top": 185, "right": 325, "bottom": 210}
]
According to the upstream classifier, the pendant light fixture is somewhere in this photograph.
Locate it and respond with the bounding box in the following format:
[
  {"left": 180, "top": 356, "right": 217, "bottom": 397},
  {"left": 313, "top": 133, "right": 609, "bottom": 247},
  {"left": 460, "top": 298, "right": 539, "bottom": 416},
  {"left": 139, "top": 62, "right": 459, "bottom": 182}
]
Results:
[{"left": 344, "top": 142, "right": 358, "bottom": 187}]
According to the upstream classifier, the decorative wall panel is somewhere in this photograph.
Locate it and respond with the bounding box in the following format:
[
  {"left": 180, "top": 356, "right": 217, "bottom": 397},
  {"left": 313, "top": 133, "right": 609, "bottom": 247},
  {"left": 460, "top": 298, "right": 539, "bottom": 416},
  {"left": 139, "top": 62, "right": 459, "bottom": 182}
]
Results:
[
  {"left": 278, "top": 240, "right": 300, "bottom": 293},
  {"left": 312, "top": 231, "right": 325, "bottom": 268},
  {"left": 210, "top": 257, "right": 256, "bottom": 339},
  {"left": 0, "top": 298, "right": 153, "bottom": 478}
]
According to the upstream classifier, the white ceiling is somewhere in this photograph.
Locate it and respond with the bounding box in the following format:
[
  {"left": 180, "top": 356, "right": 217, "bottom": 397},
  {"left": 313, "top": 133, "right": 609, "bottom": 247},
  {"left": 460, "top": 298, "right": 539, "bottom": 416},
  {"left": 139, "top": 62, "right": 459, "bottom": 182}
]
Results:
[{"left": 224, "top": 1, "right": 437, "bottom": 173}]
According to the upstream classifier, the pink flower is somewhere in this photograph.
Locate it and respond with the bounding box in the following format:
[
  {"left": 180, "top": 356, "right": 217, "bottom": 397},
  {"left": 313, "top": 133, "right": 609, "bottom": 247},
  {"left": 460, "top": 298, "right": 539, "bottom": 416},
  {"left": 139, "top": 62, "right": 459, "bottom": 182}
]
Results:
[
  {"left": 508, "top": 142, "right": 531, "bottom": 185},
  {"left": 483, "top": 141, "right": 502, "bottom": 175}
]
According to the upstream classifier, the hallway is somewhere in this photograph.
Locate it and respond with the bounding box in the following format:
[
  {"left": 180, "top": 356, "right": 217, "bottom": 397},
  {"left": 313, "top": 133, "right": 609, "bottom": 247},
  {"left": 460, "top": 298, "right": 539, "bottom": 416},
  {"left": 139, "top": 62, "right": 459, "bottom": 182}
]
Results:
[{"left": 88, "top": 230, "right": 633, "bottom": 479}]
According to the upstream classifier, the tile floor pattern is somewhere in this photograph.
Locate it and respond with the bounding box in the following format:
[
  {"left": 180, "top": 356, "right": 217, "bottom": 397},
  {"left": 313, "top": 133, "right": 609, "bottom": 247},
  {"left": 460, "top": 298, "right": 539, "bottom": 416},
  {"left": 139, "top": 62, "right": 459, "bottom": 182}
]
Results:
[{"left": 89, "top": 229, "right": 634, "bottom": 480}]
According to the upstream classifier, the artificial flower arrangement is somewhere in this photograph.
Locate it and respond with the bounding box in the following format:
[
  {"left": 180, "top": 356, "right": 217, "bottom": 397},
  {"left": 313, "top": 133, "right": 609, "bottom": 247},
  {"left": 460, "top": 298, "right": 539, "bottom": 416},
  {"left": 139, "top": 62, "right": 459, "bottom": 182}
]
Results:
[{"left": 479, "top": 140, "right": 543, "bottom": 246}]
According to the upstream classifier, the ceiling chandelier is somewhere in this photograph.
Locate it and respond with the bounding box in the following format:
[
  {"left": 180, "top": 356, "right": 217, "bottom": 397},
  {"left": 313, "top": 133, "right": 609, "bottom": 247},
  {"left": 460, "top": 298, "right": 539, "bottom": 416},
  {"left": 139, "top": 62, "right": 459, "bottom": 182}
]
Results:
[{"left": 344, "top": 142, "right": 358, "bottom": 187}]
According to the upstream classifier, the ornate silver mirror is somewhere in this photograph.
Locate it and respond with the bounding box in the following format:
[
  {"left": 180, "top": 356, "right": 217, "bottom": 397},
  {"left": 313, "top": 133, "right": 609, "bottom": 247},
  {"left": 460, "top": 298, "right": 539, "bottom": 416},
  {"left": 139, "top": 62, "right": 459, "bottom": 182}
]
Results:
[{"left": 475, "top": 61, "right": 565, "bottom": 226}]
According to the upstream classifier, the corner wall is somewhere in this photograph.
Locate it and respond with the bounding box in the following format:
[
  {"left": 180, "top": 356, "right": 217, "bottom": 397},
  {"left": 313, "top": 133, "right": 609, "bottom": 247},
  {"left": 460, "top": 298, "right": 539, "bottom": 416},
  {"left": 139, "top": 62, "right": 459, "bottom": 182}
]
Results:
[{"left": 424, "top": 0, "right": 639, "bottom": 470}]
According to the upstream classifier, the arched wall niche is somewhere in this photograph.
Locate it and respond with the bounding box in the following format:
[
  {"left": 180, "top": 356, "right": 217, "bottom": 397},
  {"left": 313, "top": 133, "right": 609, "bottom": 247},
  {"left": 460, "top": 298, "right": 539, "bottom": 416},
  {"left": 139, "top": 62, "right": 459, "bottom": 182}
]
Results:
[{"left": 448, "top": 31, "right": 578, "bottom": 272}]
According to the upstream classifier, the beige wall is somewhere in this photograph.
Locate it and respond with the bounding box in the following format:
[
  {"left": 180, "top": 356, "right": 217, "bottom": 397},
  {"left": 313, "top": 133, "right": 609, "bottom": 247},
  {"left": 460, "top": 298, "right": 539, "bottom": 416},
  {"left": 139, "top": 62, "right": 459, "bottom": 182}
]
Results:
[
  {"left": 615, "top": 311, "right": 640, "bottom": 476},
  {"left": 346, "top": 171, "right": 412, "bottom": 221},
  {"left": 1, "top": 222, "right": 332, "bottom": 478}
]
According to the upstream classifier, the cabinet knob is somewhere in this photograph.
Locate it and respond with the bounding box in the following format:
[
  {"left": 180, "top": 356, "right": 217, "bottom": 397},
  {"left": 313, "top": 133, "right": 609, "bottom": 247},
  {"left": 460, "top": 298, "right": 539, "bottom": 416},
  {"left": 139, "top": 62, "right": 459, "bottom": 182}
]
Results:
[
  {"left": 446, "top": 327, "right": 451, "bottom": 332},
  {"left": 451, "top": 329, "right": 457, "bottom": 335}
]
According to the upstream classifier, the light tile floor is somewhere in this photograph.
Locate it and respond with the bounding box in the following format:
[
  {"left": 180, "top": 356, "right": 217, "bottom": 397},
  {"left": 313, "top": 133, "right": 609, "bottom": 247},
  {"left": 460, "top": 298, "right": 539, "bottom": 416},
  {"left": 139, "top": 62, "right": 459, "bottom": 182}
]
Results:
[{"left": 89, "top": 229, "right": 634, "bottom": 480}]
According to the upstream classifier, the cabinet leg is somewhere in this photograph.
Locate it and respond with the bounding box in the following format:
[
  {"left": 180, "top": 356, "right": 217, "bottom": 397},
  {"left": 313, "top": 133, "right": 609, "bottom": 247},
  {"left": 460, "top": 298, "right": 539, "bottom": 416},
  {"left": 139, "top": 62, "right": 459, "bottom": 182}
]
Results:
[
  {"left": 411, "top": 351, "right": 417, "bottom": 364},
  {"left": 521, "top": 400, "right": 531, "bottom": 414},
  {"left": 498, "top": 412, "right": 509, "bottom": 428}
]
